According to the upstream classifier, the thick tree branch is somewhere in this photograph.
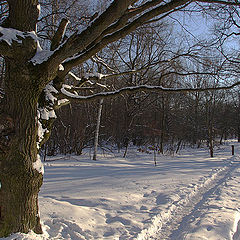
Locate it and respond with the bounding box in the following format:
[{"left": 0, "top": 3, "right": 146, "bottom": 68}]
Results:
[
  {"left": 44, "top": 0, "right": 133, "bottom": 70},
  {"left": 40, "top": 0, "right": 240, "bottom": 83},
  {"left": 50, "top": 18, "right": 69, "bottom": 51},
  {"left": 0, "top": 26, "right": 38, "bottom": 58},
  {"left": 89, "top": 0, "right": 165, "bottom": 47},
  {"left": 60, "top": 0, "right": 189, "bottom": 75}
]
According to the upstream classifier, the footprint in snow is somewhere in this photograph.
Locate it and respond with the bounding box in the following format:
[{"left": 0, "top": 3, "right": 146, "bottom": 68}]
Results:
[
  {"left": 156, "top": 193, "right": 169, "bottom": 205},
  {"left": 105, "top": 214, "right": 131, "bottom": 225},
  {"left": 140, "top": 205, "right": 148, "bottom": 211}
]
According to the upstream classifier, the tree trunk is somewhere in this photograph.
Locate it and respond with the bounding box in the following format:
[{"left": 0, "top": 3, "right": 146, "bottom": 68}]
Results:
[
  {"left": 93, "top": 99, "right": 103, "bottom": 161},
  {"left": 208, "top": 121, "right": 214, "bottom": 158},
  {"left": 238, "top": 126, "right": 240, "bottom": 143},
  {"left": 0, "top": 61, "right": 43, "bottom": 237}
]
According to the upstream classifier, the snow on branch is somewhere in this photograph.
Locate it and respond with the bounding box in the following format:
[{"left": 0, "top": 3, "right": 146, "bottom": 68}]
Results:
[
  {"left": 67, "top": 68, "right": 145, "bottom": 89},
  {"left": 0, "top": 26, "right": 38, "bottom": 45},
  {"left": 60, "top": 81, "right": 240, "bottom": 102},
  {"left": 30, "top": 44, "right": 53, "bottom": 65},
  {"left": 0, "top": 26, "right": 38, "bottom": 57},
  {"left": 92, "top": 55, "right": 117, "bottom": 73},
  {"left": 36, "top": 83, "right": 59, "bottom": 149}
]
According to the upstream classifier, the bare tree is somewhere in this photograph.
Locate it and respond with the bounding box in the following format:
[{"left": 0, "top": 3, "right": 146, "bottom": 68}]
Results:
[{"left": 0, "top": 0, "right": 239, "bottom": 237}]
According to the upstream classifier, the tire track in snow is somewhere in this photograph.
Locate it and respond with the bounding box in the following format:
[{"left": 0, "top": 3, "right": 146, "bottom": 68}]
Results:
[{"left": 136, "top": 157, "right": 240, "bottom": 240}]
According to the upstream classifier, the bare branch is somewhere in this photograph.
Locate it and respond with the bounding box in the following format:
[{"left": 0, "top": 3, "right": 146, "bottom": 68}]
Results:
[
  {"left": 92, "top": 55, "right": 117, "bottom": 73},
  {"left": 60, "top": 81, "right": 240, "bottom": 103},
  {"left": 197, "top": 0, "right": 240, "bottom": 6}
]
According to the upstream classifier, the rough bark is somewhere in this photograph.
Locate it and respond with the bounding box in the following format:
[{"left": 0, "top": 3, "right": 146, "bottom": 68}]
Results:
[
  {"left": 0, "top": 59, "right": 43, "bottom": 236},
  {"left": 0, "top": 1, "right": 44, "bottom": 236},
  {"left": 7, "top": 0, "right": 39, "bottom": 31}
]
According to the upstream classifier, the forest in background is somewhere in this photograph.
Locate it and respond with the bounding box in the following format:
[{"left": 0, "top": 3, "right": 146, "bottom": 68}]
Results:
[
  {"left": 37, "top": 1, "right": 240, "bottom": 157},
  {"left": 1, "top": 0, "right": 239, "bottom": 158},
  {"left": 1, "top": 0, "right": 240, "bottom": 158}
]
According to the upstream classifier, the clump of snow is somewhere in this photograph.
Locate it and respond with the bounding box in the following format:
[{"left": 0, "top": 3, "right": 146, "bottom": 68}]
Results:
[
  {"left": 38, "top": 108, "right": 56, "bottom": 121},
  {"left": 33, "top": 154, "right": 44, "bottom": 174},
  {"left": 29, "top": 38, "right": 53, "bottom": 65},
  {"left": 43, "top": 83, "right": 58, "bottom": 107},
  {"left": 58, "top": 64, "right": 64, "bottom": 71},
  {"left": 0, "top": 27, "right": 38, "bottom": 45},
  {"left": 37, "top": 119, "right": 47, "bottom": 149},
  {"left": 85, "top": 72, "right": 106, "bottom": 80},
  {"left": 62, "top": 84, "right": 72, "bottom": 90},
  {"left": 36, "top": 107, "right": 55, "bottom": 149},
  {"left": 30, "top": 49, "right": 53, "bottom": 65},
  {"left": 36, "top": 83, "right": 58, "bottom": 148},
  {"left": 37, "top": 4, "right": 41, "bottom": 14},
  {"left": 57, "top": 98, "right": 69, "bottom": 106},
  {"left": 61, "top": 84, "right": 83, "bottom": 99},
  {"left": 44, "top": 84, "right": 58, "bottom": 102}
]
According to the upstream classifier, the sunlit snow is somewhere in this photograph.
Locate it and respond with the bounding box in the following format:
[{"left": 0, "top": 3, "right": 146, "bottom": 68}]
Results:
[{"left": 3, "top": 141, "right": 240, "bottom": 240}]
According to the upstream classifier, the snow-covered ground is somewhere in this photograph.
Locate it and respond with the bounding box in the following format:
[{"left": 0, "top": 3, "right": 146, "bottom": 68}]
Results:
[{"left": 3, "top": 140, "right": 240, "bottom": 240}]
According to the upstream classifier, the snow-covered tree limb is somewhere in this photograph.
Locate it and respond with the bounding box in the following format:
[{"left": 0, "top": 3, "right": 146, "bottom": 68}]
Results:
[
  {"left": 60, "top": 81, "right": 240, "bottom": 103},
  {"left": 60, "top": 0, "right": 190, "bottom": 74},
  {"left": 92, "top": 55, "right": 117, "bottom": 73},
  {"left": 31, "top": 0, "right": 240, "bottom": 85},
  {"left": 0, "top": 26, "right": 38, "bottom": 58},
  {"left": 42, "top": 0, "right": 133, "bottom": 74}
]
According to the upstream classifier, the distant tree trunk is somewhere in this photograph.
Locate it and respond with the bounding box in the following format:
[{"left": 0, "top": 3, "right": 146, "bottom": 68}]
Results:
[
  {"left": 175, "top": 139, "right": 182, "bottom": 154},
  {"left": 123, "top": 139, "right": 129, "bottom": 158},
  {"left": 238, "top": 126, "right": 240, "bottom": 143},
  {"left": 93, "top": 99, "right": 103, "bottom": 160},
  {"left": 208, "top": 118, "right": 214, "bottom": 158},
  {"left": 238, "top": 93, "right": 240, "bottom": 142}
]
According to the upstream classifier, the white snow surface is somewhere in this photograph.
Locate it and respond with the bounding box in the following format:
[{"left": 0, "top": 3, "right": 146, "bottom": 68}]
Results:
[
  {"left": 0, "top": 27, "right": 38, "bottom": 45},
  {"left": 36, "top": 119, "right": 47, "bottom": 149},
  {"left": 38, "top": 108, "right": 56, "bottom": 121},
  {"left": 30, "top": 48, "right": 53, "bottom": 65},
  {"left": 2, "top": 140, "right": 240, "bottom": 240},
  {"left": 33, "top": 154, "right": 44, "bottom": 174}
]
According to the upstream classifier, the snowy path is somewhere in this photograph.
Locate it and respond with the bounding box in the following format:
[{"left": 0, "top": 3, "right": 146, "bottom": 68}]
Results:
[
  {"left": 3, "top": 142, "right": 240, "bottom": 240},
  {"left": 149, "top": 157, "right": 240, "bottom": 240}
]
